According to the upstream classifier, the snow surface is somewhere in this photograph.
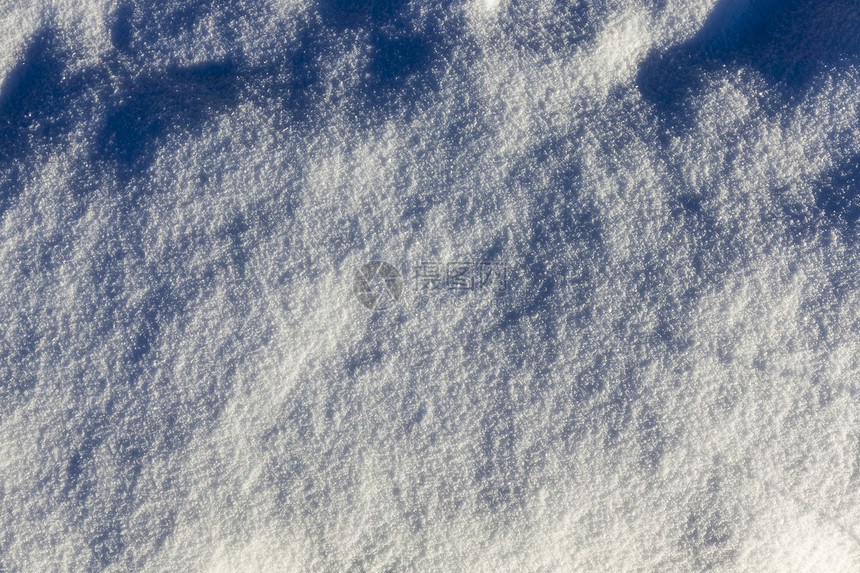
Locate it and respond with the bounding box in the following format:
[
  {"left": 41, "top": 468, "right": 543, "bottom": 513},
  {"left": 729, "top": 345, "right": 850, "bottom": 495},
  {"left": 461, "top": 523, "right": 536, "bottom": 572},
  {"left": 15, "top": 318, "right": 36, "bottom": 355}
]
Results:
[{"left": 1, "top": 0, "right": 859, "bottom": 570}]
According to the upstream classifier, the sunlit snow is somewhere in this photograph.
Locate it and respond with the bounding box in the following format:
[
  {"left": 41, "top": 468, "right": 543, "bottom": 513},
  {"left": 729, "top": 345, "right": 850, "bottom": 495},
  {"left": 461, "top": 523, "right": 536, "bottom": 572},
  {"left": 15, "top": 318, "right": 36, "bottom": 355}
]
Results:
[{"left": 0, "top": 0, "right": 858, "bottom": 571}]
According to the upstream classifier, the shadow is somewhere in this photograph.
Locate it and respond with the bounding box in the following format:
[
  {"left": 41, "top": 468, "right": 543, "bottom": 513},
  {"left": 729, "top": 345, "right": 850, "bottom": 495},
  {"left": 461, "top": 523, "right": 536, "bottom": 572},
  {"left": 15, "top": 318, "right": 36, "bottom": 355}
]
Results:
[
  {"left": 637, "top": 0, "right": 860, "bottom": 133},
  {"left": 364, "top": 33, "right": 451, "bottom": 122},
  {"left": 668, "top": 185, "right": 751, "bottom": 291},
  {"left": 470, "top": 157, "right": 612, "bottom": 507},
  {"left": 274, "top": 26, "right": 329, "bottom": 125},
  {"left": 1, "top": 5, "right": 452, "bottom": 200},
  {"left": 65, "top": 424, "right": 103, "bottom": 503},
  {"left": 0, "top": 25, "right": 243, "bottom": 217},
  {"left": 400, "top": 390, "right": 426, "bottom": 435},
  {"left": 96, "top": 60, "right": 240, "bottom": 179},
  {"left": 127, "top": 283, "right": 187, "bottom": 365},
  {"left": 317, "top": 0, "right": 410, "bottom": 30},
  {"left": 110, "top": 4, "right": 135, "bottom": 52},
  {"left": 490, "top": 153, "right": 603, "bottom": 340},
  {"left": 317, "top": 0, "right": 454, "bottom": 123},
  {"left": 778, "top": 152, "right": 860, "bottom": 244},
  {"left": 0, "top": 30, "right": 68, "bottom": 157},
  {"left": 816, "top": 152, "right": 860, "bottom": 238},
  {"left": 0, "top": 30, "right": 75, "bottom": 216},
  {"left": 367, "top": 32, "right": 436, "bottom": 107},
  {"left": 219, "top": 214, "right": 250, "bottom": 279},
  {"left": 343, "top": 343, "right": 384, "bottom": 380},
  {"left": 91, "top": 524, "right": 125, "bottom": 569}
]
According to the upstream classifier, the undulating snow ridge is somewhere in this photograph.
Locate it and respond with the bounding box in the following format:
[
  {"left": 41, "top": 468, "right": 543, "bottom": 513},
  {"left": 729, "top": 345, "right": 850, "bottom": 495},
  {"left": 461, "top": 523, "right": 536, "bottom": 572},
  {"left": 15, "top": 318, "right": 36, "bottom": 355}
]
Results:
[{"left": 0, "top": 0, "right": 858, "bottom": 571}]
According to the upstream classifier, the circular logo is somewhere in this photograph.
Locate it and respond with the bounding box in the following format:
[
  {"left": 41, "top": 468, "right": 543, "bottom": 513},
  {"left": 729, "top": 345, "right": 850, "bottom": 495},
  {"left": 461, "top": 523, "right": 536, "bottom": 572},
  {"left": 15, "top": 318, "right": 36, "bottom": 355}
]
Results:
[{"left": 353, "top": 261, "right": 403, "bottom": 310}]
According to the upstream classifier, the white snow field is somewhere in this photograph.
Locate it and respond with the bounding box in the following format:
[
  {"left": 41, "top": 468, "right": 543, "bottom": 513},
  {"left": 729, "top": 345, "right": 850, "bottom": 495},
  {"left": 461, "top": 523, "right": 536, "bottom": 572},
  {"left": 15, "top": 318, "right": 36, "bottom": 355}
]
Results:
[{"left": 1, "top": 0, "right": 859, "bottom": 570}]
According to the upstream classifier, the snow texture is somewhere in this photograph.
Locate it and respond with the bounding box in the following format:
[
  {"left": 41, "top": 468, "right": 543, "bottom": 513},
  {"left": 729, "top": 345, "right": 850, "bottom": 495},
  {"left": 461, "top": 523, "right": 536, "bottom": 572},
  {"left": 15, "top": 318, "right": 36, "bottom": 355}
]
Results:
[{"left": 1, "top": 0, "right": 859, "bottom": 570}]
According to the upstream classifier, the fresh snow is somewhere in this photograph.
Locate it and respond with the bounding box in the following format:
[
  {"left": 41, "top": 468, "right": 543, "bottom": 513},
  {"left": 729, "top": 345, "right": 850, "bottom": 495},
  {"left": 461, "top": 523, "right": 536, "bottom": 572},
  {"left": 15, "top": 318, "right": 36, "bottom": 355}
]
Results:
[{"left": 0, "top": 0, "right": 859, "bottom": 571}]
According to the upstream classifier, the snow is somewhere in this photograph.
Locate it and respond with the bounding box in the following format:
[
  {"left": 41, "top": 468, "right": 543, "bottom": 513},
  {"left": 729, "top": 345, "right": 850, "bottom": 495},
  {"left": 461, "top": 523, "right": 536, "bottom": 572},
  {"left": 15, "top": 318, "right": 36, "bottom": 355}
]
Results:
[{"left": 1, "top": 0, "right": 859, "bottom": 570}]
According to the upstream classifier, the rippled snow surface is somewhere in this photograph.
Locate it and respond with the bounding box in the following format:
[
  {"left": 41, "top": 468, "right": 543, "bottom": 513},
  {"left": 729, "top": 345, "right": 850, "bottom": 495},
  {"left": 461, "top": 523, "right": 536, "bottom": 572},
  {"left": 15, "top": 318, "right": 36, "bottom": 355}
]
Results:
[{"left": 1, "top": 0, "right": 859, "bottom": 570}]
